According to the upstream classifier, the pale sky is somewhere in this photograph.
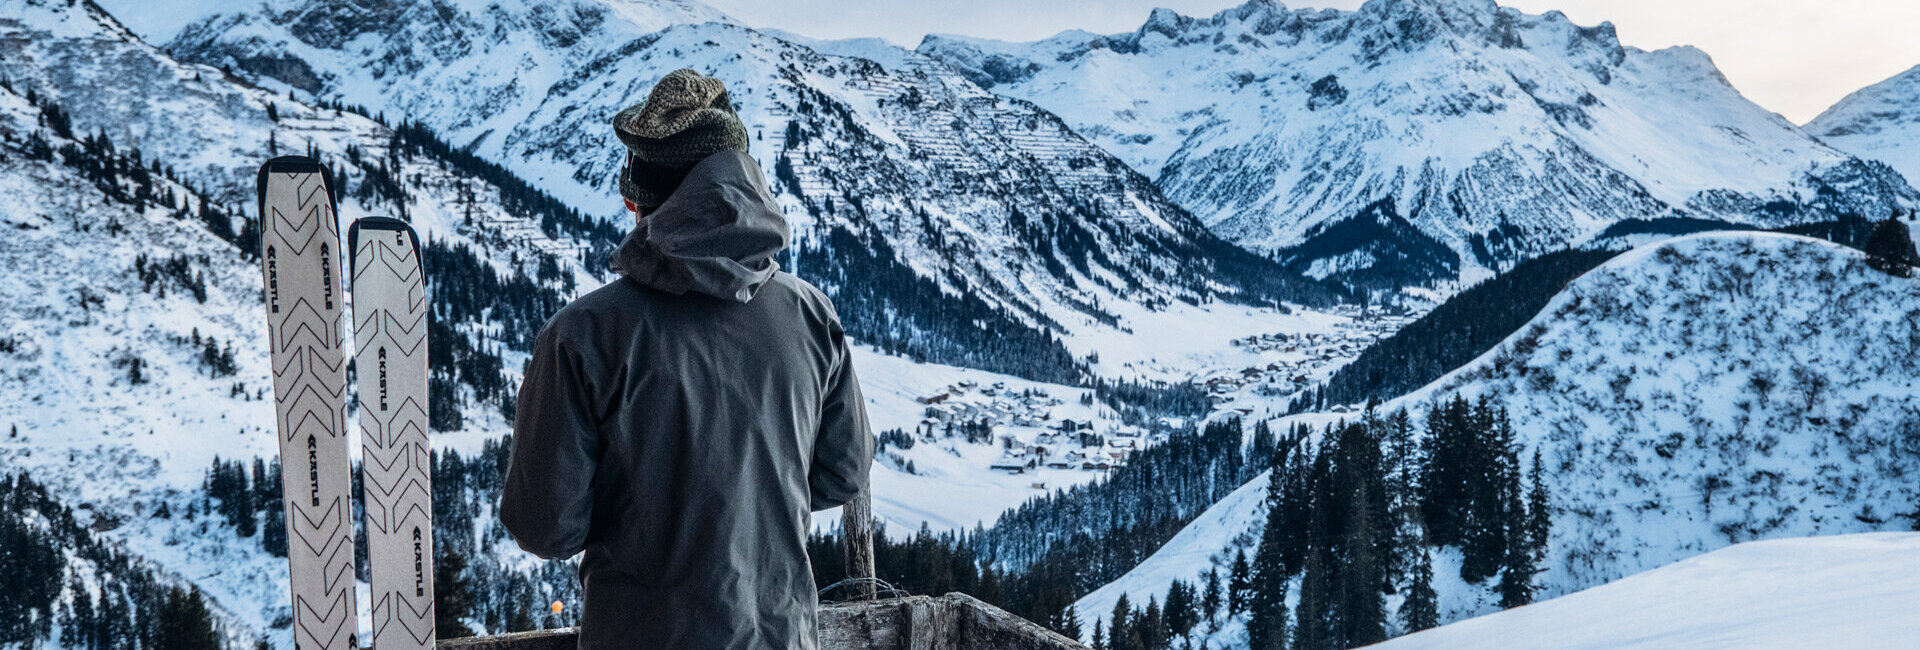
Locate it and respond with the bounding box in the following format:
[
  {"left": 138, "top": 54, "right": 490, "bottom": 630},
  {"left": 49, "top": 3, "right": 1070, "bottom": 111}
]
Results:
[{"left": 702, "top": 0, "right": 1920, "bottom": 124}]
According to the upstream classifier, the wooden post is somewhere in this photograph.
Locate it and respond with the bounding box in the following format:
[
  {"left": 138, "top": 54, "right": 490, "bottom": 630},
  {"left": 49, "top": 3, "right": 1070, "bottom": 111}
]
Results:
[{"left": 841, "top": 488, "right": 876, "bottom": 600}]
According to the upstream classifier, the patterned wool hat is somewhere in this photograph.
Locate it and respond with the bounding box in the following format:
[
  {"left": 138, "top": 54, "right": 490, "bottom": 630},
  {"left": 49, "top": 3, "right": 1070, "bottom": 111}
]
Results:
[{"left": 613, "top": 68, "right": 749, "bottom": 209}]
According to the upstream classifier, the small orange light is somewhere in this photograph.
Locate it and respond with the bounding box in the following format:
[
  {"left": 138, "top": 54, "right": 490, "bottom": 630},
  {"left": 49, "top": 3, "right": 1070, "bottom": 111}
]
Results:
[{"left": 551, "top": 601, "right": 564, "bottom": 614}]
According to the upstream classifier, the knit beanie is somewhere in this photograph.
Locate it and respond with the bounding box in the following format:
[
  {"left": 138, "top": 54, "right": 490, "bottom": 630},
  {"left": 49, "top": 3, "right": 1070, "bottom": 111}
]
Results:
[{"left": 613, "top": 69, "right": 749, "bottom": 209}]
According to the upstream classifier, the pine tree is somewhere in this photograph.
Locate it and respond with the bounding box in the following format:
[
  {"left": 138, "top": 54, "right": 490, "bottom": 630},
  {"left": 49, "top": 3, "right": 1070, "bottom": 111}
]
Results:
[
  {"left": 1459, "top": 401, "right": 1516, "bottom": 584},
  {"left": 1108, "top": 594, "right": 1132, "bottom": 650},
  {"left": 1336, "top": 428, "right": 1387, "bottom": 647},
  {"left": 233, "top": 462, "right": 257, "bottom": 538},
  {"left": 1272, "top": 419, "right": 1391, "bottom": 649},
  {"left": 150, "top": 587, "right": 219, "bottom": 650},
  {"left": 1864, "top": 216, "right": 1918, "bottom": 277},
  {"left": 1139, "top": 597, "right": 1165, "bottom": 650},
  {"left": 1227, "top": 550, "right": 1251, "bottom": 616},
  {"left": 253, "top": 458, "right": 272, "bottom": 504},
  {"left": 1292, "top": 544, "right": 1331, "bottom": 650},
  {"left": 1163, "top": 580, "right": 1197, "bottom": 639},
  {"left": 1058, "top": 603, "right": 1082, "bottom": 641},
  {"left": 1092, "top": 619, "right": 1107, "bottom": 650},
  {"left": 435, "top": 550, "right": 477, "bottom": 638},
  {"left": 1385, "top": 409, "right": 1419, "bottom": 583},
  {"left": 1497, "top": 441, "right": 1535, "bottom": 609},
  {"left": 1199, "top": 568, "right": 1222, "bottom": 628},
  {"left": 1420, "top": 396, "right": 1472, "bottom": 548},
  {"left": 62, "top": 581, "right": 93, "bottom": 649},
  {"left": 1401, "top": 547, "right": 1440, "bottom": 633},
  {"left": 1527, "top": 448, "right": 1551, "bottom": 558},
  {"left": 1246, "top": 467, "right": 1291, "bottom": 650},
  {"left": 260, "top": 461, "right": 287, "bottom": 557}
]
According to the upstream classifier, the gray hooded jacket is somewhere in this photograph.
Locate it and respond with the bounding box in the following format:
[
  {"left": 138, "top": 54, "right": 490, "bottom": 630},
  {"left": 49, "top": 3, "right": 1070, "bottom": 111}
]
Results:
[{"left": 500, "top": 151, "right": 872, "bottom": 650}]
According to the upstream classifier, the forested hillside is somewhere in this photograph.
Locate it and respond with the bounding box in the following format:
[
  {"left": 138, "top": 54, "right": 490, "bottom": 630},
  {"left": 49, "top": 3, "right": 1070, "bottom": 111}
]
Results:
[
  {"left": 1304, "top": 249, "right": 1619, "bottom": 411},
  {"left": 1079, "top": 232, "right": 1920, "bottom": 649}
]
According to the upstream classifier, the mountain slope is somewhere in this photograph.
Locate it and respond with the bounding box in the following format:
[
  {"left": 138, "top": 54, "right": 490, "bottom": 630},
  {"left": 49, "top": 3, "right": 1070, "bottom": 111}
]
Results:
[
  {"left": 0, "top": 71, "right": 325, "bottom": 647},
  {"left": 919, "top": 0, "right": 1918, "bottom": 285},
  {"left": 0, "top": 0, "right": 641, "bottom": 641},
  {"left": 155, "top": 0, "right": 1343, "bottom": 378},
  {"left": 1071, "top": 231, "right": 1920, "bottom": 643},
  {"left": 1808, "top": 64, "right": 1920, "bottom": 192},
  {"left": 1414, "top": 232, "right": 1920, "bottom": 591},
  {"left": 0, "top": 4, "right": 1327, "bottom": 645},
  {"left": 1374, "top": 533, "right": 1920, "bottom": 650}
]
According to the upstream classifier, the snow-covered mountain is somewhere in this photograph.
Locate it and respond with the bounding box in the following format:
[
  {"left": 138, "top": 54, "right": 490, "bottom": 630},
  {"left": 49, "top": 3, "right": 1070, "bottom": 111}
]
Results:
[
  {"left": 918, "top": 0, "right": 1919, "bottom": 286},
  {"left": 1374, "top": 533, "right": 1920, "bottom": 649},
  {"left": 1409, "top": 232, "right": 1920, "bottom": 591},
  {"left": 147, "top": 0, "right": 1341, "bottom": 370},
  {"left": 0, "top": 72, "right": 284, "bottom": 647},
  {"left": 0, "top": 2, "right": 1349, "bottom": 644},
  {"left": 1809, "top": 65, "right": 1920, "bottom": 193},
  {"left": 0, "top": 0, "right": 630, "bottom": 640},
  {"left": 12, "top": 1, "right": 1916, "bottom": 647},
  {"left": 1072, "top": 231, "right": 1920, "bottom": 644}
]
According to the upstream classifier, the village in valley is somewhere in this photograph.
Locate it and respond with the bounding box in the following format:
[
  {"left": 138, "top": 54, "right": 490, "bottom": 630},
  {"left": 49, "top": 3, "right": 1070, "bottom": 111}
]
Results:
[
  {"left": 870, "top": 303, "right": 1424, "bottom": 486},
  {"left": 1206, "top": 304, "right": 1420, "bottom": 407},
  {"left": 910, "top": 378, "right": 1158, "bottom": 477}
]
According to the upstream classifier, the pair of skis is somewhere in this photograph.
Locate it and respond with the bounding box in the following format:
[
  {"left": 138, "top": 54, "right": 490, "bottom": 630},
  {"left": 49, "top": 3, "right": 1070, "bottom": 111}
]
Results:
[{"left": 258, "top": 156, "right": 435, "bottom": 650}]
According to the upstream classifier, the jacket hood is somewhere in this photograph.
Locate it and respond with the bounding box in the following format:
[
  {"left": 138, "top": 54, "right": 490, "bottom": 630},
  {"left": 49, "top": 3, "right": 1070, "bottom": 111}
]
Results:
[{"left": 610, "top": 151, "right": 791, "bottom": 302}]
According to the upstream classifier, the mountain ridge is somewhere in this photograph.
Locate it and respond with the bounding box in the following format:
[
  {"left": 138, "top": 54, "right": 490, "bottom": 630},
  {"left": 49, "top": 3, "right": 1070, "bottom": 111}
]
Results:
[
  {"left": 155, "top": 0, "right": 1347, "bottom": 379},
  {"left": 918, "top": 0, "right": 1919, "bottom": 286},
  {"left": 1808, "top": 64, "right": 1920, "bottom": 194}
]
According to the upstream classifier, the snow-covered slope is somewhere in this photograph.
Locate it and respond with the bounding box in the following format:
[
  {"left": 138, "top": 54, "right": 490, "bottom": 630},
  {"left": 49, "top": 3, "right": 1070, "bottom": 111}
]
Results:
[
  {"left": 1373, "top": 533, "right": 1920, "bottom": 650},
  {"left": 0, "top": 0, "right": 649, "bottom": 642},
  {"left": 0, "top": 7, "right": 1341, "bottom": 645},
  {"left": 0, "top": 77, "right": 284, "bottom": 646},
  {"left": 1070, "top": 470, "right": 1272, "bottom": 641},
  {"left": 1074, "top": 231, "right": 1920, "bottom": 643},
  {"left": 1809, "top": 65, "right": 1920, "bottom": 192},
  {"left": 919, "top": 0, "right": 1918, "bottom": 284},
  {"left": 161, "top": 0, "right": 738, "bottom": 209},
  {"left": 1398, "top": 232, "right": 1920, "bottom": 594},
  {"left": 155, "top": 0, "right": 1340, "bottom": 351}
]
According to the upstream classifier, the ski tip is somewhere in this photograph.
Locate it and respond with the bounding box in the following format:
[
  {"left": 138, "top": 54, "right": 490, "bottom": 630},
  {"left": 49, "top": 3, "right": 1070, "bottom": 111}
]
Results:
[
  {"left": 347, "top": 216, "right": 422, "bottom": 288},
  {"left": 254, "top": 155, "right": 333, "bottom": 215},
  {"left": 259, "top": 155, "right": 325, "bottom": 176},
  {"left": 350, "top": 216, "right": 414, "bottom": 234}
]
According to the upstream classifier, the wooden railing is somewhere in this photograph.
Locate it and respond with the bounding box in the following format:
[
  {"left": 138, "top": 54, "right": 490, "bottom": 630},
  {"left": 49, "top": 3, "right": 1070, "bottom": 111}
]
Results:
[
  {"left": 421, "top": 485, "right": 1086, "bottom": 648},
  {"left": 435, "top": 593, "right": 1086, "bottom": 650}
]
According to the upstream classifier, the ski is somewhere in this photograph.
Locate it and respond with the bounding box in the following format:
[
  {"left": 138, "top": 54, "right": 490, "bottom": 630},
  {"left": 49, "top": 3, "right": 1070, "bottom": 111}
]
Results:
[
  {"left": 257, "top": 156, "right": 359, "bottom": 650},
  {"left": 349, "top": 216, "right": 436, "bottom": 649}
]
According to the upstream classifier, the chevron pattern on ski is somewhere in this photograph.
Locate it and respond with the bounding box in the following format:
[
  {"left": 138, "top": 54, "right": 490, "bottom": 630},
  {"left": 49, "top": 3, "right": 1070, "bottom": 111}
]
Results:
[
  {"left": 258, "top": 157, "right": 359, "bottom": 650},
  {"left": 352, "top": 216, "right": 436, "bottom": 650}
]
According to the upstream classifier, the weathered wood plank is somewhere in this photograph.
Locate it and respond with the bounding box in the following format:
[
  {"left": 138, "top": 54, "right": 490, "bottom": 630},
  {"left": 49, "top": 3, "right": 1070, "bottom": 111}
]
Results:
[
  {"left": 434, "top": 628, "right": 575, "bottom": 650},
  {"left": 429, "top": 593, "right": 1087, "bottom": 650},
  {"left": 842, "top": 490, "right": 878, "bottom": 601}
]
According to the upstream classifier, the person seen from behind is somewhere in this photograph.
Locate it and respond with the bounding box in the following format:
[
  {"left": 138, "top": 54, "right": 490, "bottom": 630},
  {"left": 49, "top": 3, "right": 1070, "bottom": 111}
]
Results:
[{"left": 500, "top": 68, "right": 874, "bottom": 650}]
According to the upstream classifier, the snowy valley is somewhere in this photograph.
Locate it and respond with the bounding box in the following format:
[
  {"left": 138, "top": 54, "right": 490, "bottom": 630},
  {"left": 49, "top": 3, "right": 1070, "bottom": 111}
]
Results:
[{"left": 0, "top": 0, "right": 1918, "bottom": 649}]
